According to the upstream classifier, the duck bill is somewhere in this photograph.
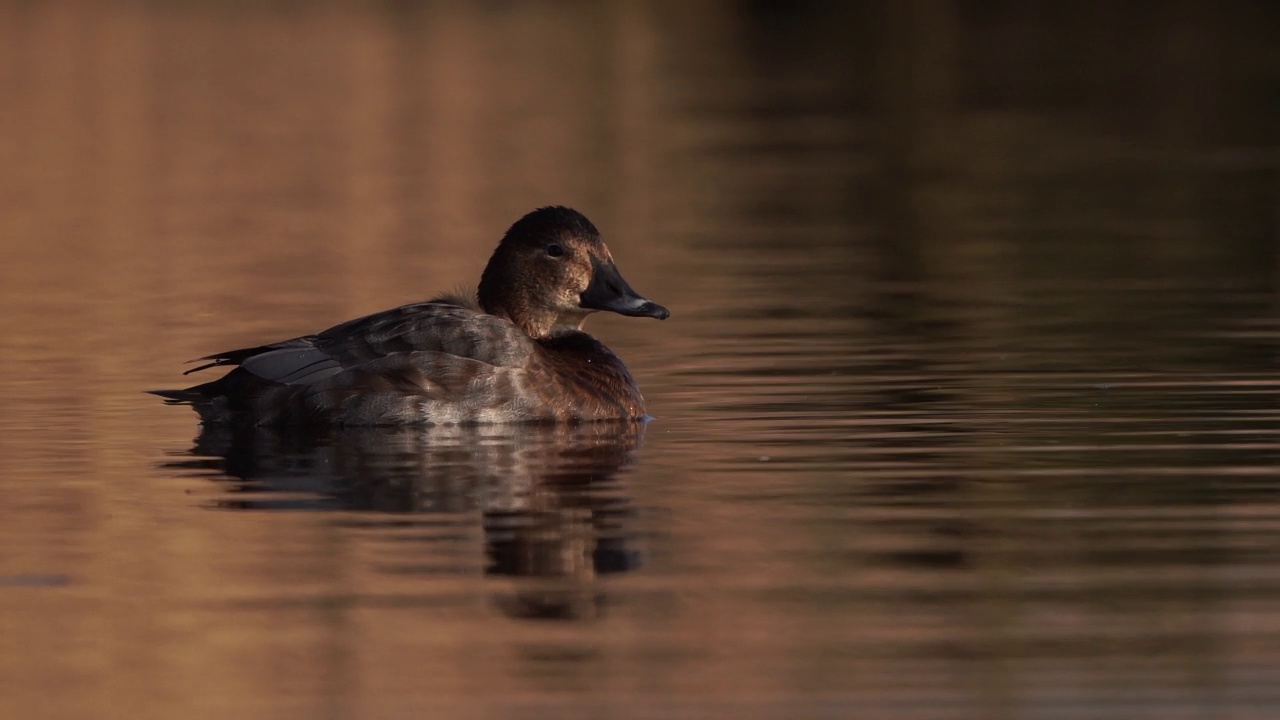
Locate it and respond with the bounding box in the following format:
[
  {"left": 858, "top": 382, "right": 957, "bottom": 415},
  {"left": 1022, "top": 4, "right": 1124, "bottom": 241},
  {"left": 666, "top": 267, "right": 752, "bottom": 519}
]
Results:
[{"left": 580, "top": 255, "right": 670, "bottom": 320}]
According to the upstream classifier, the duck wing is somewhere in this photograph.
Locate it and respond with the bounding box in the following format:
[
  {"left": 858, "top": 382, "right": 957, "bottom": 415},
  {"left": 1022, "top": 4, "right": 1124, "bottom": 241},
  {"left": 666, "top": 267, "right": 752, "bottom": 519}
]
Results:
[
  {"left": 185, "top": 302, "right": 535, "bottom": 387},
  {"left": 313, "top": 302, "right": 533, "bottom": 368}
]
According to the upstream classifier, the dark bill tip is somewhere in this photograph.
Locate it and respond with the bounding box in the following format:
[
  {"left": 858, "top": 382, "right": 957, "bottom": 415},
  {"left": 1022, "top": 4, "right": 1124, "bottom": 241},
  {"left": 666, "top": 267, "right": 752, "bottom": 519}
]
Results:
[
  {"left": 607, "top": 299, "right": 669, "bottom": 320},
  {"left": 638, "top": 302, "right": 670, "bottom": 320}
]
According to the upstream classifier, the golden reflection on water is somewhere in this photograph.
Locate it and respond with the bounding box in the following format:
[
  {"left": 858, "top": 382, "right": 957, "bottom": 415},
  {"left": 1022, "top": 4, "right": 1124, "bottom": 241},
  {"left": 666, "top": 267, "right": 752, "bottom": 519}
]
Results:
[{"left": 1, "top": 2, "right": 1279, "bottom": 719}]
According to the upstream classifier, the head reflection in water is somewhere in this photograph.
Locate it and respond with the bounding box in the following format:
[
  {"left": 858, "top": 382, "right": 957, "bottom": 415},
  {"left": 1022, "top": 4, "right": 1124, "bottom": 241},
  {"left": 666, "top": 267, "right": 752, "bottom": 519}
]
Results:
[{"left": 171, "top": 421, "right": 647, "bottom": 621}]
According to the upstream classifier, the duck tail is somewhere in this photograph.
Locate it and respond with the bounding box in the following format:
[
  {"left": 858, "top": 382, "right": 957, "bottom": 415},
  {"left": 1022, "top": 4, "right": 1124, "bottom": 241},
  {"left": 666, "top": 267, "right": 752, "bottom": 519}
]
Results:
[
  {"left": 146, "top": 379, "right": 222, "bottom": 405},
  {"left": 146, "top": 389, "right": 197, "bottom": 404}
]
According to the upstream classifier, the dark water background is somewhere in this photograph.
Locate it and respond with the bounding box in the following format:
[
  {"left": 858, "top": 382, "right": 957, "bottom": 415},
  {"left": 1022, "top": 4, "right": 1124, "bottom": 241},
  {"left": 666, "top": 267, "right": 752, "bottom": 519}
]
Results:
[{"left": 1, "top": 2, "right": 1279, "bottom": 718}]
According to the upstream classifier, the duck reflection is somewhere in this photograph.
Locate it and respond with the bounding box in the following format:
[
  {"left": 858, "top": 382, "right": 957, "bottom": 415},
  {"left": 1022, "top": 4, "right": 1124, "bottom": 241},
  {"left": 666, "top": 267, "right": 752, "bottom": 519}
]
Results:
[{"left": 170, "top": 421, "right": 647, "bottom": 620}]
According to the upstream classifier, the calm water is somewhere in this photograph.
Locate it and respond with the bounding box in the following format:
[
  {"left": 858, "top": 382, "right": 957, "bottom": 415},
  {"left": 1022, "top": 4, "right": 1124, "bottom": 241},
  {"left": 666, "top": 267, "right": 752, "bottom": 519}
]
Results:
[{"left": 2, "top": 3, "right": 1279, "bottom": 719}]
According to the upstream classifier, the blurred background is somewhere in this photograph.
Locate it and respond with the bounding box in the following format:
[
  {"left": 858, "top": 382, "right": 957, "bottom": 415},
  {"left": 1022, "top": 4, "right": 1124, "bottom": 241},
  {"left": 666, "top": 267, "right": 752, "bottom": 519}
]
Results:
[{"left": 0, "top": 2, "right": 1278, "bottom": 719}]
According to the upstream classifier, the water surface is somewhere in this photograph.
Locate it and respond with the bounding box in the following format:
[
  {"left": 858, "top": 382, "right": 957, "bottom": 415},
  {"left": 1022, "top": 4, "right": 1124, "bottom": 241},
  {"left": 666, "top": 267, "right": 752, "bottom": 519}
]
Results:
[{"left": 1, "top": 3, "right": 1278, "bottom": 719}]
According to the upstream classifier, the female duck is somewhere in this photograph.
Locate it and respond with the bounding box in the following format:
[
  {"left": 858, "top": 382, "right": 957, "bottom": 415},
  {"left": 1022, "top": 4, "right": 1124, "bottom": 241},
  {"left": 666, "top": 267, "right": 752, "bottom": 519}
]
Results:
[{"left": 151, "top": 206, "right": 669, "bottom": 426}]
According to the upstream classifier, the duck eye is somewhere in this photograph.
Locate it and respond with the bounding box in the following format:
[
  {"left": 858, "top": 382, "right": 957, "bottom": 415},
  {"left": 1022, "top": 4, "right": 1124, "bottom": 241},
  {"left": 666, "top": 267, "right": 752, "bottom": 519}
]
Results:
[{"left": 546, "top": 243, "right": 565, "bottom": 258}]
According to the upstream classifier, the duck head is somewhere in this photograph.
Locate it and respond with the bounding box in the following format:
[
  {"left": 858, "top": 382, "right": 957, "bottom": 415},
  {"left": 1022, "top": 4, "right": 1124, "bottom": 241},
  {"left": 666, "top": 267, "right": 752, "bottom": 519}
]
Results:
[{"left": 478, "top": 206, "right": 669, "bottom": 338}]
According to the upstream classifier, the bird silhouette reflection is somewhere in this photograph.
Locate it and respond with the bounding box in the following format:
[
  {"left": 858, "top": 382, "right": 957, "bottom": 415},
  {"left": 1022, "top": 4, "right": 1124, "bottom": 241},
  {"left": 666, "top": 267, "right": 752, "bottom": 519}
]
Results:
[{"left": 168, "top": 421, "right": 649, "bottom": 620}]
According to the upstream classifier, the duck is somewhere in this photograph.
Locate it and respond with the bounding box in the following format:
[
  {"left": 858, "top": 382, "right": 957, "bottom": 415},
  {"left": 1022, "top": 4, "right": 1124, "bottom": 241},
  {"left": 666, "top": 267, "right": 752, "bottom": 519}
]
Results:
[{"left": 150, "top": 206, "right": 669, "bottom": 426}]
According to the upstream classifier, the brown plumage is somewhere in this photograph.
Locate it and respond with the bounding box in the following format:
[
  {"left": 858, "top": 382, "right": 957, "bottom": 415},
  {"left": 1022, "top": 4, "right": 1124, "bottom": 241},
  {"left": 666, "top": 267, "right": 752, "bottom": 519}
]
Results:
[{"left": 150, "top": 206, "right": 669, "bottom": 426}]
